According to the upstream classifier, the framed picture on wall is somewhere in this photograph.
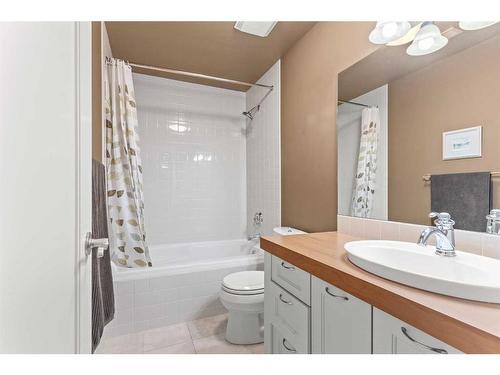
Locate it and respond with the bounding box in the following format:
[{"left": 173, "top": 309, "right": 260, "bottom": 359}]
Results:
[{"left": 442, "top": 126, "right": 482, "bottom": 160}]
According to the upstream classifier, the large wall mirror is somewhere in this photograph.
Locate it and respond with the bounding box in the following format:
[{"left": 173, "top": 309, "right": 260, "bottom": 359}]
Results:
[{"left": 337, "top": 22, "right": 500, "bottom": 233}]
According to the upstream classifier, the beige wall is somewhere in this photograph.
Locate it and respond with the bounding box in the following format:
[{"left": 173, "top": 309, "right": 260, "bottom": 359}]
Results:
[
  {"left": 389, "top": 35, "right": 500, "bottom": 225},
  {"left": 281, "top": 22, "right": 378, "bottom": 232}
]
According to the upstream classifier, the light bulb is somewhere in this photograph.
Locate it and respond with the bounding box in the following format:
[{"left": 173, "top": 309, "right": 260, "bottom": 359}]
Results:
[
  {"left": 369, "top": 21, "right": 411, "bottom": 44},
  {"left": 407, "top": 22, "right": 448, "bottom": 56},
  {"left": 382, "top": 22, "right": 398, "bottom": 38},
  {"left": 417, "top": 36, "right": 434, "bottom": 51}
]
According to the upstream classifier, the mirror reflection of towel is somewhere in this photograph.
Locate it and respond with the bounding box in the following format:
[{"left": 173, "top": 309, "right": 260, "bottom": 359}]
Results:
[{"left": 431, "top": 172, "right": 491, "bottom": 232}]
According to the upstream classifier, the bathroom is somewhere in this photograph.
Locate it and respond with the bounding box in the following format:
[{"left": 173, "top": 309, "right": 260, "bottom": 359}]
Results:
[
  {"left": 2, "top": 2, "right": 500, "bottom": 370},
  {"left": 93, "top": 21, "right": 305, "bottom": 353}
]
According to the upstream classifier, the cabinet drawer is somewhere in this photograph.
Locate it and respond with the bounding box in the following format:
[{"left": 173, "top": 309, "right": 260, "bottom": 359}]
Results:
[
  {"left": 271, "top": 323, "right": 301, "bottom": 354},
  {"left": 268, "top": 281, "right": 310, "bottom": 353},
  {"left": 373, "top": 308, "right": 462, "bottom": 354},
  {"left": 311, "top": 276, "right": 372, "bottom": 354},
  {"left": 271, "top": 255, "right": 311, "bottom": 305}
]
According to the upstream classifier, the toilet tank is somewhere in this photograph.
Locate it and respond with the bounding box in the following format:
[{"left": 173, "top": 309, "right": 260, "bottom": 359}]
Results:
[{"left": 272, "top": 226, "right": 307, "bottom": 236}]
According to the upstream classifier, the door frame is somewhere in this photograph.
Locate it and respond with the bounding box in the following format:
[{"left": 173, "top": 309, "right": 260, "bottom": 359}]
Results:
[{"left": 75, "top": 21, "right": 93, "bottom": 354}]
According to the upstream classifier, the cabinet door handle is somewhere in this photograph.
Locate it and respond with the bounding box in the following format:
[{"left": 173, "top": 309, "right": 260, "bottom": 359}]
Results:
[
  {"left": 282, "top": 338, "right": 297, "bottom": 353},
  {"left": 281, "top": 261, "right": 295, "bottom": 270},
  {"left": 279, "top": 294, "right": 293, "bottom": 305},
  {"left": 325, "top": 287, "right": 349, "bottom": 301},
  {"left": 401, "top": 327, "right": 448, "bottom": 354}
]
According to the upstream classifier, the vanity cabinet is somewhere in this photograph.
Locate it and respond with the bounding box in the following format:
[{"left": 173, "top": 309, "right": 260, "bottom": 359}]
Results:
[
  {"left": 311, "top": 276, "right": 372, "bottom": 354},
  {"left": 264, "top": 252, "right": 463, "bottom": 354},
  {"left": 372, "top": 308, "right": 462, "bottom": 354},
  {"left": 265, "top": 254, "right": 311, "bottom": 354}
]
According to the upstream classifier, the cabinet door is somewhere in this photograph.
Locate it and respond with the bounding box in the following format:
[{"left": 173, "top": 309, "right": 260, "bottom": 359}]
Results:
[
  {"left": 268, "top": 281, "right": 310, "bottom": 353},
  {"left": 373, "top": 308, "right": 462, "bottom": 354},
  {"left": 270, "top": 323, "right": 300, "bottom": 354},
  {"left": 311, "top": 276, "right": 372, "bottom": 354}
]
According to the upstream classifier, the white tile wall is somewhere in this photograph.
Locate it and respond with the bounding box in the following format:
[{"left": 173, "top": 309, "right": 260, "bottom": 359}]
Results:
[
  {"left": 133, "top": 73, "right": 247, "bottom": 245},
  {"left": 106, "top": 69, "right": 282, "bottom": 338},
  {"left": 338, "top": 215, "right": 500, "bottom": 258},
  {"left": 246, "top": 61, "right": 281, "bottom": 237}
]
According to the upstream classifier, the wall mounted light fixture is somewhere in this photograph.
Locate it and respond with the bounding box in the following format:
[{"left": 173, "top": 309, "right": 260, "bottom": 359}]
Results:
[
  {"left": 406, "top": 22, "right": 448, "bottom": 56},
  {"left": 369, "top": 21, "right": 498, "bottom": 56},
  {"left": 368, "top": 22, "right": 411, "bottom": 44},
  {"left": 386, "top": 23, "right": 422, "bottom": 46},
  {"left": 458, "top": 21, "right": 497, "bottom": 30}
]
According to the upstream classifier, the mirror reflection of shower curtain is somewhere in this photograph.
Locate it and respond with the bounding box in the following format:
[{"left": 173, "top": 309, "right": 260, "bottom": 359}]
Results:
[
  {"left": 104, "top": 58, "right": 152, "bottom": 268},
  {"left": 350, "top": 107, "right": 380, "bottom": 218}
]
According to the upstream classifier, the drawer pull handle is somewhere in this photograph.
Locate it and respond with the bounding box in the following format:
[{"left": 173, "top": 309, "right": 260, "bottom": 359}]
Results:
[
  {"left": 282, "top": 338, "right": 296, "bottom": 353},
  {"left": 325, "top": 287, "right": 349, "bottom": 301},
  {"left": 279, "top": 294, "right": 293, "bottom": 305},
  {"left": 401, "top": 327, "right": 448, "bottom": 354},
  {"left": 281, "top": 261, "right": 295, "bottom": 270}
]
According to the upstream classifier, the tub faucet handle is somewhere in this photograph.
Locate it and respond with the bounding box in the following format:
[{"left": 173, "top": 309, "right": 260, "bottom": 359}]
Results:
[{"left": 253, "top": 212, "right": 263, "bottom": 226}]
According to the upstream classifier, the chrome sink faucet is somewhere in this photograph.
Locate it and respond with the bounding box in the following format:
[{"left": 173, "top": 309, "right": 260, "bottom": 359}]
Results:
[{"left": 417, "top": 212, "right": 456, "bottom": 257}]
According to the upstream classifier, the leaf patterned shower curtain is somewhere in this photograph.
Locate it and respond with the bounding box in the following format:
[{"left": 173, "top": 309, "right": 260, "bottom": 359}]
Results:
[
  {"left": 104, "top": 58, "right": 152, "bottom": 268},
  {"left": 350, "top": 107, "right": 380, "bottom": 218}
]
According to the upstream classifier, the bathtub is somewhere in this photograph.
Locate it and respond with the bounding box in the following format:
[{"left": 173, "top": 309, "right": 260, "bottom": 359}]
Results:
[{"left": 107, "top": 239, "right": 264, "bottom": 337}]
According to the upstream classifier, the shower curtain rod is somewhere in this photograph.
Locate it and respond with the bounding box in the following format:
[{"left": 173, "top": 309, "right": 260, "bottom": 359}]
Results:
[
  {"left": 337, "top": 99, "right": 372, "bottom": 108},
  {"left": 108, "top": 58, "right": 274, "bottom": 90}
]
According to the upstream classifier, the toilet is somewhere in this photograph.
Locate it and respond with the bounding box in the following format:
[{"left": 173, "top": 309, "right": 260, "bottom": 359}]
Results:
[
  {"left": 220, "top": 227, "right": 306, "bottom": 345},
  {"left": 220, "top": 270, "right": 264, "bottom": 345}
]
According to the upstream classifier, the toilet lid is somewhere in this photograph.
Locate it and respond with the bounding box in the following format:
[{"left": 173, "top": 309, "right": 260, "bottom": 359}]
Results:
[{"left": 222, "top": 271, "right": 264, "bottom": 293}]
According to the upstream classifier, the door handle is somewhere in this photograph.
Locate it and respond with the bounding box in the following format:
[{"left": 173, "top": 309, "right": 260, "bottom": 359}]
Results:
[
  {"left": 325, "top": 287, "right": 349, "bottom": 301},
  {"left": 281, "top": 261, "right": 295, "bottom": 270},
  {"left": 401, "top": 327, "right": 448, "bottom": 354},
  {"left": 279, "top": 294, "right": 293, "bottom": 305},
  {"left": 85, "top": 232, "right": 109, "bottom": 258},
  {"left": 282, "top": 338, "right": 296, "bottom": 353}
]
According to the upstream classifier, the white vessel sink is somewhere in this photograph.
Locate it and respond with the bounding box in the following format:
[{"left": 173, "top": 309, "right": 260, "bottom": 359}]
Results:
[{"left": 345, "top": 240, "right": 500, "bottom": 303}]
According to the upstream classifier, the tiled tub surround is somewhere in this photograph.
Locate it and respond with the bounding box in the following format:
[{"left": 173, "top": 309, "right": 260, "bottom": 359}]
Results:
[
  {"left": 246, "top": 61, "right": 281, "bottom": 237},
  {"left": 106, "top": 239, "right": 263, "bottom": 337},
  {"left": 337, "top": 215, "right": 500, "bottom": 259},
  {"left": 134, "top": 73, "right": 247, "bottom": 245}
]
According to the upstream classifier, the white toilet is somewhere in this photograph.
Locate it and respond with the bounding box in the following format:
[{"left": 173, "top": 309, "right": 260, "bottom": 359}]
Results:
[{"left": 220, "top": 270, "right": 264, "bottom": 345}]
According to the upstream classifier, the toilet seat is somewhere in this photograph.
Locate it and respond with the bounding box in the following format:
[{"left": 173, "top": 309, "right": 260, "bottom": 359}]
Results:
[{"left": 222, "top": 271, "right": 264, "bottom": 295}]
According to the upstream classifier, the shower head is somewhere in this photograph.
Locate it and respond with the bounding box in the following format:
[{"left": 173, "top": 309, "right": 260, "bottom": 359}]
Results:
[{"left": 243, "top": 104, "right": 260, "bottom": 120}]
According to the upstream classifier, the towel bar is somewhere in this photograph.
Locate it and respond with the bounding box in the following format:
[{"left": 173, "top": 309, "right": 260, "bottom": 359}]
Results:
[{"left": 422, "top": 172, "right": 500, "bottom": 182}]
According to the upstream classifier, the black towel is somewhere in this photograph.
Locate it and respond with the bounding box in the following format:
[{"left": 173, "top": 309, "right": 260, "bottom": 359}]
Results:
[
  {"left": 431, "top": 172, "right": 491, "bottom": 232},
  {"left": 92, "top": 159, "right": 115, "bottom": 353}
]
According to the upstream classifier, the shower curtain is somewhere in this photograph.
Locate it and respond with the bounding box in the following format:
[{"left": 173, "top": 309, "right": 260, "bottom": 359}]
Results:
[
  {"left": 104, "top": 58, "right": 152, "bottom": 268},
  {"left": 350, "top": 107, "right": 380, "bottom": 218}
]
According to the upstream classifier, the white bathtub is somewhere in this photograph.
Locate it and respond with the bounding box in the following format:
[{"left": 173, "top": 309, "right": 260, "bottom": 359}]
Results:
[{"left": 107, "top": 239, "right": 264, "bottom": 337}]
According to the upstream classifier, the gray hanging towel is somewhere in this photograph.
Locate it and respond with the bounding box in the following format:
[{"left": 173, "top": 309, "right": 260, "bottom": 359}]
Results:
[
  {"left": 92, "top": 159, "right": 115, "bottom": 353},
  {"left": 431, "top": 172, "right": 491, "bottom": 232}
]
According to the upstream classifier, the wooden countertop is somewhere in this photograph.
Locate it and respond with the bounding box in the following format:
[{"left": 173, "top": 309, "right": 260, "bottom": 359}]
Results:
[{"left": 260, "top": 231, "right": 500, "bottom": 354}]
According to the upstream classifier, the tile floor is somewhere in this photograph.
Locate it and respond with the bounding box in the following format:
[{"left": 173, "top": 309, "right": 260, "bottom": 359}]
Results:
[{"left": 95, "top": 313, "right": 265, "bottom": 354}]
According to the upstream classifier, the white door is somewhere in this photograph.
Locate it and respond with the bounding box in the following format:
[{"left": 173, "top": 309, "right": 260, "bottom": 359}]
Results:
[
  {"left": 311, "top": 276, "right": 372, "bottom": 354},
  {"left": 0, "top": 22, "right": 92, "bottom": 353}
]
